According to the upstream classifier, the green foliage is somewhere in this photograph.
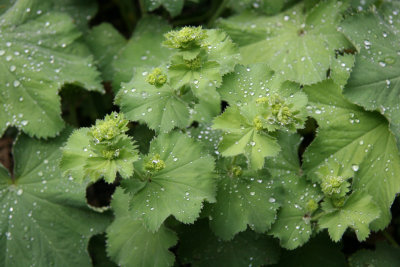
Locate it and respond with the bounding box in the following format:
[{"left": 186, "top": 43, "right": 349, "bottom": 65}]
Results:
[
  {"left": 303, "top": 80, "right": 400, "bottom": 232},
  {"left": 0, "top": 130, "right": 110, "bottom": 266},
  {"left": 106, "top": 188, "right": 178, "bottom": 266},
  {"left": 341, "top": 1, "right": 400, "bottom": 150},
  {"left": 219, "top": 0, "right": 353, "bottom": 85},
  {"left": 208, "top": 157, "right": 280, "bottom": 240},
  {"left": 178, "top": 219, "right": 281, "bottom": 267},
  {"left": 60, "top": 112, "right": 138, "bottom": 183},
  {"left": 0, "top": 0, "right": 103, "bottom": 138},
  {"left": 121, "top": 131, "right": 216, "bottom": 232},
  {"left": 349, "top": 242, "right": 400, "bottom": 267},
  {"left": 2, "top": 0, "right": 400, "bottom": 265}
]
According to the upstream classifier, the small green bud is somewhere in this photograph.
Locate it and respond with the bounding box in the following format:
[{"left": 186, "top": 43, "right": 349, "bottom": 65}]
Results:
[
  {"left": 184, "top": 56, "right": 202, "bottom": 70},
  {"left": 145, "top": 154, "right": 166, "bottom": 172},
  {"left": 231, "top": 165, "right": 243, "bottom": 177},
  {"left": 253, "top": 116, "right": 263, "bottom": 131},
  {"left": 332, "top": 197, "right": 346, "bottom": 208},
  {"left": 102, "top": 149, "right": 120, "bottom": 160},
  {"left": 146, "top": 68, "right": 167, "bottom": 87},
  {"left": 306, "top": 199, "right": 318, "bottom": 213},
  {"left": 90, "top": 112, "right": 129, "bottom": 143},
  {"left": 321, "top": 175, "right": 346, "bottom": 196},
  {"left": 255, "top": 97, "right": 269, "bottom": 104},
  {"left": 163, "top": 26, "right": 207, "bottom": 49}
]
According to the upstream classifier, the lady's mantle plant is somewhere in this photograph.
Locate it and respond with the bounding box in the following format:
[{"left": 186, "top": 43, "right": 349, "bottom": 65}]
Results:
[{"left": 0, "top": 0, "right": 400, "bottom": 266}]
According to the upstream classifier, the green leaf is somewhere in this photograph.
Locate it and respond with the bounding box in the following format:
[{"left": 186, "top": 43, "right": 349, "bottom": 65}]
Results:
[
  {"left": 167, "top": 29, "right": 240, "bottom": 101},
  {"left": 349, "top": 242, "right": 400, "bottom": 267},
  {"left": 213, "top": 106, "right": 281, "bottom": 170},
  {"left": 330, "top": 53, "right": 355, "bottom": 88},
  {"left": 274, "top": 232, "right": 347, "bottom": 267},
  {"left": 122, "top": 131, "right": 216, "bottom": 231},
  {"left": 0, "top": 0, "right": 98, "bottom": 31},
  {"left": 53, "top": 0, "right": 98, "bottom": 31},
  {"left": 208, "top": 158, "right": 280, "bottom": 240},
  {"left": 178, "top": 219, "right": 281, "bottom": 267},
  {"left": 0, "top": 0, "right": 103, "bottom": 138},
  {"left": 265, "top": 132, "right": 303, "bottom": 178},
  {"left": 341, "top": 2, "right": 400, "bottom": 150},
  {"left": 227, "top": 0, "right": 286, "bottom": 16},
  {"left": 168, "top": 54, "right": 222, "bottom": 100},
  {"left": 0, "top": 131, "right": 110, "bottom": 266},
  {"left": 318, "top": 192, "right": 380, "bottom": 242},
  {"left": 187, "top": 123, "right": 222, "bottom": 155},
  {"left": 213, "top": 64, "right": 308, "bottom": 169},
  {"left": 144, "top": 0, "right": 184, "bottom": 17},
  {"left": 106, "top": 188, "right": 178, "bottom": 267},
  {"left": 112, "top": 16, "right": 172, "bottom": 91},
  {"left": 219, "top": 1, "right": 352, "bottom": 85},
  {"left": 60, "top": 113, "right": 138, "bottom": 183},
  {"left": 116, "top": 67, "right": 192, "bottom": 133},
  {"left": 85, "top": 23, "right": 126, "bottom": 81},
  {"left": 269, "top": 175, "right": 322, "bottom": 250},
  {"left": 303, "top": 79, "right": 400, "bottom": 230}
]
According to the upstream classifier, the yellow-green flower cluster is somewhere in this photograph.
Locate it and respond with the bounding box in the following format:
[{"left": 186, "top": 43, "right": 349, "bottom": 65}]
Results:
[
  {"left": 163, "top": 26, "right": 207, "bottom": 49},
  {"left": 146, "top": 68, "right": 167, "bottom": 87},
  {"left": 145, "top": 154, "right": 166, "bottom": 172},
  {"left": 253, "top": 93, "right": 305, "bottom": 132},
  {"left": 90, "top": 112, "right": 129, "bottom": 143}
]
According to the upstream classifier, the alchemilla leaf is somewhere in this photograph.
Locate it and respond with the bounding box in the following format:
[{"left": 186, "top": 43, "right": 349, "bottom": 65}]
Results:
[
  {"left": 60, "top": 112, "right": 138, "bottom": 183},
  {"left": 106, "top": 188, "right": 178, "bottom": 267},
  {"left": 208, "top": 157, "right": 280, "bottom": 240},
  {"left": 0, "top": 0, "right": 103, "bottom": 138},
  {"left": 166, "top": 27, "right": 240, "bottom": 102},
  {"left": 116, "top": 67, "right": 192, "bottom": 133},
  {"left": 213, "top": 64, "right": 308, "bottom": 169},
  {"left": 219, "top": 0, "right": 353, "bottom": 85},
  {"left": 269, "top": 175, "right": 322, "bottom": 250},
  {"left": 122, "top": 131, "right": 216, "bottom": 231},
  {"left": 341, "top": 1, "right": 400, "bottom": 150},
  {"left": 0, "top": 131, "right": 110, "bottom": 266},
  {"left": 112, "top": 16, "right": 172, "bottom": 90},
  {"left": 318, "top": 192, "right": 380, "bottom": 242},
  {"left": 303, "top": 80, "right": 400, "bottom": 231}
]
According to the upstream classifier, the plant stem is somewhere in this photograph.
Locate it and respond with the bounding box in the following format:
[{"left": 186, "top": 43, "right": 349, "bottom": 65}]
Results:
[
  {"left": 207, "top": 0, "right": 229, "bottom": 27},
  {"left": 311, "top": 211, "right": 326, "bottom": 221},
  {"left": 382, "top": 230, "right": 400, "bottom": 248}
]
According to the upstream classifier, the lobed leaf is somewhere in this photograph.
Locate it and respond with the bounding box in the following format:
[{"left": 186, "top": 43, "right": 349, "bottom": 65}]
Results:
[
  {"left": 269, "top": 175, "right": 322, "bottom": 250},
  {"left": 303, "top": 80, "right": 400, "bottom": 231},
  {"left": 0, "top": 130, "right": 110, "bottom": 266},
  {"left": 0, "top": 0, "right": 103, "bottom": 138},
  {"left": 318, "top": 192, "right": 380, "bottom": 242},
  {"left": 106, "top": 188, "right": 178, "bottom": 267},
  {"left": 122, "top": 131, "right": 216, "bottom": 231},
  {"left": 208, "top": 158, "right": 280, "bottom": 240},
  {"left": 341, "top": 2, "right": 400, "bottom": 150},
  {"left": 219, "top": 0, "right": 353, "bottom": 85},
  {"left": 112, "top": 16, "right": 172, "bottom": 91},
  {"left": 116, "top": 67, "right": 191, "bottom": 133}
]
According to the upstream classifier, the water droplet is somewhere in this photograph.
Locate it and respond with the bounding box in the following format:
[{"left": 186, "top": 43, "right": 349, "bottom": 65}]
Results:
[
  {"left": 250, "top": 192, "right": 255, "bottom": 196},
  {"left": 269, "top": 197, "right": 276, "bottom": 203},
  {"left": 352, "top": 164, "right": 359, "bottom": 172},
  {"left": 13, "top": 80, "right": 20, "bottom": 87}
]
